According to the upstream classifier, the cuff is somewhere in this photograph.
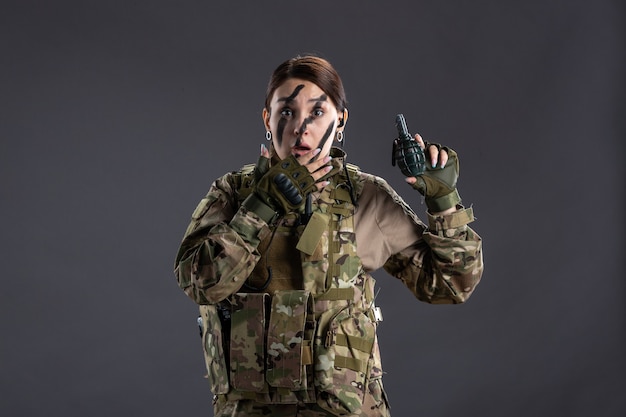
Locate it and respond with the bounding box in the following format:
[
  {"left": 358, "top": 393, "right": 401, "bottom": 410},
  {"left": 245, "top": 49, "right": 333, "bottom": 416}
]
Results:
[
  {"left": 241, "top": 193, "right": 277, "bottom": 224},
  {"left": 427, "top": 205, "right": 475, "bottom": 232},
  {"left": 229, "top": 204, "right": 273, "bottom": 247},
  {"left": 425, "top": 189, "right": 461, "bottom": 212}
]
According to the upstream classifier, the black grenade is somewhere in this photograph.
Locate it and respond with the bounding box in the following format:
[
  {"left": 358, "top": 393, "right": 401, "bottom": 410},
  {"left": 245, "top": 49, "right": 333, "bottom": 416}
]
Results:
[{"left": 392, "top": 114, "right": 426, "bottom": 177}]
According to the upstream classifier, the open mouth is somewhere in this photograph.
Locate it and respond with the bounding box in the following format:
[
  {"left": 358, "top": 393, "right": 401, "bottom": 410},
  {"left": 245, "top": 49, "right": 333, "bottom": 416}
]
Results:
[{"left": 292, "top": 146, "right": 311, "bottom": 157}]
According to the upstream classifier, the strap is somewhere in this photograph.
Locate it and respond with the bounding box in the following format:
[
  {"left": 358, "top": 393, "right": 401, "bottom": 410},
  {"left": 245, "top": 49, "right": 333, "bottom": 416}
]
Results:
[
  {"left": 330, "top": 187, "right": 352, "bottom": 203},
  {"left": 302, "top": 340, "right": 313, "bottom": 365},
  {"left": 235, "top": 164, "right": 256, "bottom": 202},
  {"left": 315, "top": 288, "right": 355, "bottom": 301},
  {"left": 427, "top": 188, "right": 461, "bottom": 213},
  {"left": 427, "top": 205, "right": 475, "bottom": 231},
  {"left": 241, "top": 193, "right": 277, "bottom": 224},
  {"left": 335, "top": 334, "right": 375, "bottom": 353},
  {"left": 334, "top": 355, "right": 367, "bottom": 373}
]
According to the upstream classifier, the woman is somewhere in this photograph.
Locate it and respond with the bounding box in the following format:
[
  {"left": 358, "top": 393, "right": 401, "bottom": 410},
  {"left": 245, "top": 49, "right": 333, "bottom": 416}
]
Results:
[{"left": 174, "top": 55, "right": 483, "bottom": 417}]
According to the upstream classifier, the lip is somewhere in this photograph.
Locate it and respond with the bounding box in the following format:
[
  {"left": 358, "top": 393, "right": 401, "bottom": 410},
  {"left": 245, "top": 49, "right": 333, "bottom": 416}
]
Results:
[{"left": 291, "top": 145, "right": 311, "bottom": 157}]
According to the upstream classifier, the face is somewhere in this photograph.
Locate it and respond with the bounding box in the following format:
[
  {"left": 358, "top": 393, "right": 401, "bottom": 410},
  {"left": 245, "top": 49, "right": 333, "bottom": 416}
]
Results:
[{"left": 263, "top": 78, "right": 347, "bottom": 160}]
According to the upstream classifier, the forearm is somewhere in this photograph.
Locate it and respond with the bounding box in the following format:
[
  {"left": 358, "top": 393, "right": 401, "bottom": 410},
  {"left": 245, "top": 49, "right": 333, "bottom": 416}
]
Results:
[
  {"left": 385, "top": 206, "right": 483, "bottom": 304},
  {"left": 175, "top": 208, "right": 271, "bottom": 304},
  {"left": 174, "top": 176, "right": 272, "bottom": 304},
  {"left": 421, "top": 206, "right": 483, "bottom": 303}
]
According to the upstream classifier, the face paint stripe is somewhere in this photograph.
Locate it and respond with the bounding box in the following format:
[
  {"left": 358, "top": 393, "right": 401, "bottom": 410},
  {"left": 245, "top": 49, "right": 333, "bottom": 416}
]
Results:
[
  {"left": 298, "top": 116, "right": 314, "bottom": 136},
  {"left": 278, "top": 84, "right": 305, "bottom": 103},
  {"left": 294, "top": 116, "right": 315, "bottom": 147},
  {"left": 276, "top": 117, "right": 287, "bottom": 147},
  {"left": 315, "top": 121, "right": 335, "bottom": 159}
]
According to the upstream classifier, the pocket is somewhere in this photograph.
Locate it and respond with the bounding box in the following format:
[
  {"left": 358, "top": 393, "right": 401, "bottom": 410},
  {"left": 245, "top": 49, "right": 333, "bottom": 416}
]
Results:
[
  {"left": 315, "top": 307, "right": 376, "bottom": 415},
  {"left": 199, "top": 304, "right": 229, "bottom": 394},
  {"left": 229, "top": 293, "right": 269, "bottom": 392},
  {"left": 266, "top": 290, "right": 312, "bottom": 390}
]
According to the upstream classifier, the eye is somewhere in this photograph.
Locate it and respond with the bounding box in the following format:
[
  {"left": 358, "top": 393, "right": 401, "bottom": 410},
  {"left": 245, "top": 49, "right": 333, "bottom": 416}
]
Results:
[
  {"left": 313, "top": 107, "right": 324, "bottom": 117},
  {"left": 280, "top": 108, "right": 293, "bottom": 117}
]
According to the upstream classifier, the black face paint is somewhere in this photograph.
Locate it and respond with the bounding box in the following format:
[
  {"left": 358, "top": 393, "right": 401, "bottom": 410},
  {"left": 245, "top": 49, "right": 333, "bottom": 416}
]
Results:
[
  {"left": 276, "top": 117, "right": 287, "bottom": 147},
  {"left": 275, "top": 84, "right": 305, "bottom": 147},
  {"left": 314, "top": 121, "right": 335, "bottom": 160},
  {"left": 278, "top": 84, "right": 305, "bottom": 103},
  {"left": 295, "top": 117, "right": 313, "bottom": 146},
  {"left": 295, "top": 95, "right": 329, "bottom": 146}
]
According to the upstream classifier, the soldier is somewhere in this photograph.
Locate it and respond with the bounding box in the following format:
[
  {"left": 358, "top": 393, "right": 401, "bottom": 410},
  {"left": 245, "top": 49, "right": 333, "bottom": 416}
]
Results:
[{"left": 174, "top": 55, "right": 484, "bottom": 417}]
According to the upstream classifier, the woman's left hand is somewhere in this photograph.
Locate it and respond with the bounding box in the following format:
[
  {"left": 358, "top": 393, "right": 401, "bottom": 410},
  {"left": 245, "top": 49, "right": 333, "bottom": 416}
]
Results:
[{"left": 404, "top": 134, "right": 460, "bottom": 215}]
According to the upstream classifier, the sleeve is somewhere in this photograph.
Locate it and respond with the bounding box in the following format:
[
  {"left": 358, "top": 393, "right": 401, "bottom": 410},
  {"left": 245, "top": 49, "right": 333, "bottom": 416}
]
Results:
[
  {"left": 356, "top": 174, "right": 483, "bottom": 304},
  {"left": 174, "top": 173, "right": 272, "bottom": 304},
  {"left": 382, "top": 201, "right": 484, "bottom": 304}
]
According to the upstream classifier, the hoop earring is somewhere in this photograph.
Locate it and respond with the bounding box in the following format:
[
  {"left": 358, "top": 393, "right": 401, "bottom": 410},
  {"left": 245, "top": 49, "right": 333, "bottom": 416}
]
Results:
[
  {"left": 265, "top": 131, "right": 272, "bottom": 141},
  {"left": 336, "top": 130, "right": 344, "bottom": 143}
]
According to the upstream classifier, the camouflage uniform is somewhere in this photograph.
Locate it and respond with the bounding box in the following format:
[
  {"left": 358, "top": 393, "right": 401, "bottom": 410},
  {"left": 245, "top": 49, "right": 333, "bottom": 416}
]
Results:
[{"left": 175, "top": 148, "right": 483, "bottom": 417}]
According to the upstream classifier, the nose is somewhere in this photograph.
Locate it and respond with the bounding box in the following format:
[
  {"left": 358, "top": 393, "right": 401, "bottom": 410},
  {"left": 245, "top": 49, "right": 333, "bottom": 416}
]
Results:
[{"left": 293, "top": 117, "right": 310, "bottom": 137}]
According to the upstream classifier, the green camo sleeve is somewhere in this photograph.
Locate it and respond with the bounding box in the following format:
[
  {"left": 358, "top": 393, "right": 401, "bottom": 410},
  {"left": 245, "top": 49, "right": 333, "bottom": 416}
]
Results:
[
  {"left": 174, "top": 173, "right": 272, "bottom": 304},
  {"left": 384, "top": 206, "right": 483, "bottom": 304},
  {"left": 421, "top": 206, "right": 483, "bottom": 303}
]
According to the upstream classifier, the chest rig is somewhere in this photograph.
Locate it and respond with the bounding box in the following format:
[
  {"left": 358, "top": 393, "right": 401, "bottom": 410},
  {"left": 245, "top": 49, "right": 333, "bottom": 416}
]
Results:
[{"left": 198, "top": 154, "right": 383, "bottom": 415}]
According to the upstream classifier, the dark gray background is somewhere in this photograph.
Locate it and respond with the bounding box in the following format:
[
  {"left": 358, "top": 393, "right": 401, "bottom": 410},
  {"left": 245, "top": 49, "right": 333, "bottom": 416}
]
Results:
[{"left": 1, "top": 1, "right": 624, "bottom": 416}]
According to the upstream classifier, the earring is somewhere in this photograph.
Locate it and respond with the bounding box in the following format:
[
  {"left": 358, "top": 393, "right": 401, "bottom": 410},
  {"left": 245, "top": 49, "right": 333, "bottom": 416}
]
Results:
[
  {"left": 265, "top": 131, "right": 272, "bottom": 141},
  {"left": 336, "top": 131, "right": 344, "bottom": 142}
]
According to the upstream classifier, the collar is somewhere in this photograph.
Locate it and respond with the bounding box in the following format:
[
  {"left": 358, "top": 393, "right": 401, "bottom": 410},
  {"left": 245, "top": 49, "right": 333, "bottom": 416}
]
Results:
[{"left": 323, "top": 147, "right": 347, "bottom": 181}]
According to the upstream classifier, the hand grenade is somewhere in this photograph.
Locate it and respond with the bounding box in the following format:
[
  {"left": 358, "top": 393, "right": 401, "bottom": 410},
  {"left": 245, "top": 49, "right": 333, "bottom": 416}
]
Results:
[{"left": 392, "top": 114, "right": 426, "bottom": 177}]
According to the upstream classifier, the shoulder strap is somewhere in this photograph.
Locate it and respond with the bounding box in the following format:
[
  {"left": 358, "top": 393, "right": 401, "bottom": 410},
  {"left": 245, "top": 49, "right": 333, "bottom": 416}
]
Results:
[
  {"left": 234, "top": 164, "right": 256, "bottom": 202},
  {"left": 328, "top": 162, "right": 364, "bottom": 212}
]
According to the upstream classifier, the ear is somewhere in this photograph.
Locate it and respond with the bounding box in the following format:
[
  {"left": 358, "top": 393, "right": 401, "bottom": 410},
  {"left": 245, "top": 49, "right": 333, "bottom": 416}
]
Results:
[
  {"left": 262, "top": 108, "right": 271, "bottom": 131},
  {"left": 337, "top": 108, "right": 349, "bottom": 128}
]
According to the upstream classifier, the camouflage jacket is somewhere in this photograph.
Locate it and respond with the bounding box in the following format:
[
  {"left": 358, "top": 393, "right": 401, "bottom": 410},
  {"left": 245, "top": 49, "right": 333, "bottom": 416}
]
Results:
[{"left": 174, "top": 148, "right": 483, "bottom": 414}]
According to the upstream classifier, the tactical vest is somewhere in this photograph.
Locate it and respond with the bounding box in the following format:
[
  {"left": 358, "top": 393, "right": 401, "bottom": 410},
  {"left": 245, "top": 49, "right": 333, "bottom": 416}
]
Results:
[{"left": 198, "top": 157, "right": 383, "bottom": 416}]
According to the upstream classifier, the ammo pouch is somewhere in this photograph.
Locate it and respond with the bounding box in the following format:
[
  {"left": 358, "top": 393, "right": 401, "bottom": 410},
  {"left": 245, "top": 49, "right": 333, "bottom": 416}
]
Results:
[
  {"left": 202, "top": 290, "right": 316, "bottom": 403},
  {"left": 229, "top": 290, "right": 314, "bottom": 394},
  {"left": 200, "top": 290, "right": 377, "bottom": 415}
]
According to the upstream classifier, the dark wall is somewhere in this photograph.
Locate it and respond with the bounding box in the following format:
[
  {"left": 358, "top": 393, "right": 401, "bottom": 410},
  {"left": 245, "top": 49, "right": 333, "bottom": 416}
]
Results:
[{"left": 1, "top": 1, "right": 624, "bottom": 416}]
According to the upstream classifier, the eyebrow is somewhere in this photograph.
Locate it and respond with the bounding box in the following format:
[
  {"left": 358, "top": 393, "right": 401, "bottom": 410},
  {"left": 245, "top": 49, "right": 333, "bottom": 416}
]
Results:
[{"left": 308, "top": 94, "right": 328, "bottom": 103}]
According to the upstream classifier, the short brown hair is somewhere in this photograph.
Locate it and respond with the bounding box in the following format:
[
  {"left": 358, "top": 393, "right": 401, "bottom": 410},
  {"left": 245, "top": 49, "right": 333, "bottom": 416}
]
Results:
[{"left": 265, "top": 55, "right": 347, "bottom": 112}]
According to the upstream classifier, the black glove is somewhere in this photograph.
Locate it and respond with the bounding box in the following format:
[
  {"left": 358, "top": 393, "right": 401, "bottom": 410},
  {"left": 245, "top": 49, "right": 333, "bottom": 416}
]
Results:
[
  {"left": 410, "top": 143, "right": 461, "bottom": 212},
  {"left": 242, "top": 155, "right": 316, "bottom": 223}
]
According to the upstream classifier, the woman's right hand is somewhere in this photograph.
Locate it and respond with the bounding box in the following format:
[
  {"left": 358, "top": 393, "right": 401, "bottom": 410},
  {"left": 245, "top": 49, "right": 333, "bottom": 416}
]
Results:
[{"left": 243, "top": 145, "right": 332, "bottom": 222}]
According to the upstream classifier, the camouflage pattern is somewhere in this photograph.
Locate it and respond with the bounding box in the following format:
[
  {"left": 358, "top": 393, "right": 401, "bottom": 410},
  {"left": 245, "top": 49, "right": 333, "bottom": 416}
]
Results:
[
  {"left": 314, "top": 307, "right": 376, "bottom": 415},
  {"left": 362, "top": 173, "right": 483, "bottom": 305},
  {"left": 229, "top": 293, "right": 268, "bottom": 392},
  {"left": 383, "top": 204, "right": 483, "bottom": 304},
  {"left": 174, "top": 184, "right": 272, "bottom": 304},
  {"left": 265, "top": 291, "right": 313, "bottom": 390},
  {"left": 295, "top": 163, "right": 380, "bottom": 415},
  {"left": 213, "top": 376, "right": 390, "bottom": 417},
  {"left": 199, "top": 304, "right": 229, "bottom": 394},
  {"left": 174, "top": 147, "right": 483, "bottom": 416}
]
